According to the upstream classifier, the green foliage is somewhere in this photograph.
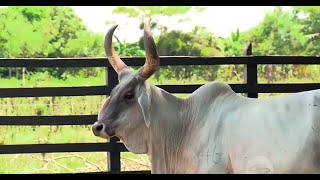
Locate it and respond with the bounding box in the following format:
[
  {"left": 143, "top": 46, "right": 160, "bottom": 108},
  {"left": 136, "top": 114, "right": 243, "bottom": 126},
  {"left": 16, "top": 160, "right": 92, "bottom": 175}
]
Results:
[
  {"left": 237, "top": 7, "right": 318, "bottom": 81},
  {"left": 293, "top": 6, "right": 320, "bottom": 56},
  {"left": 112, "top": 6, "right": 196, "bottom": 19},
  {"left": 223, "top": 29, "right": 243, "bottom": 56},
  {"left": 62, "top": 31, "right": 105, "bottom": 57},
  {"left": 242, "top": 7, "right": 306, "bottom": 55},
  {"left": 0, "top": 6, "right": 90, "bottom": 58},
  {"left": 0, "top": 6, "right": 137, "bottom": 79},
  {"left": 114, "top": 40, "right": 145, "bottom": 57},
  {"left": 47, "top": 6, "right": 88, "bottom": 58},
  {"left": 156, "top": 26, "right": 223, "bottom": 81},
  {"left": 218, "top": 28, "right": 246, "bottom": 81},
  {"left": 0, "top": 7, "right": 53, "bottom": 57},
  {"left": 112, "top": 6, "right": 207, "bottom": 38}
]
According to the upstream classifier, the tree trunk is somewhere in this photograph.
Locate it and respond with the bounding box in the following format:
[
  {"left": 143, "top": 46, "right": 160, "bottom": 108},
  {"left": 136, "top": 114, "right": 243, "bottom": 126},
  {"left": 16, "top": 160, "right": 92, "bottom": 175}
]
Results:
[
  {"left": 155, "top": 70, "right": 160, "bottom": 82},
  {"left": 15, "top": 68, "right": 19, "bottom": 79},
  {"left": 22, "top": 67, "right": 26, "bottom": 87}
]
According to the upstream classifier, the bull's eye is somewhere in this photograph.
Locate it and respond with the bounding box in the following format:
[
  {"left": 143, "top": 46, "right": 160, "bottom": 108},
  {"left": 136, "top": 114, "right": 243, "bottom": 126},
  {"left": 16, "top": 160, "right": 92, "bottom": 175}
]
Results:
[{"left": 124, "top": 93, "right": 135, "bottom": 100}]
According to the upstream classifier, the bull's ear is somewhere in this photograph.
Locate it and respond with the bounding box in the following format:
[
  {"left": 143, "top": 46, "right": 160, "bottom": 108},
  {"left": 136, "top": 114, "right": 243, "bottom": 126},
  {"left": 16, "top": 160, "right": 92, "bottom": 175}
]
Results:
[{"left": 138, "top": 83, "right": 151, "bottom": 128}]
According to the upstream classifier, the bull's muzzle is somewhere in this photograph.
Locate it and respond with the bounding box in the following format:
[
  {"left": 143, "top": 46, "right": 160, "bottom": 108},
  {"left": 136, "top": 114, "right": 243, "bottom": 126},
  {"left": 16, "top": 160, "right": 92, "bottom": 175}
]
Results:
[
  {"left": 92, "top": 122, "right": 104, "bottom": 137},
  {"left": 92, "top": 122, "right": 115, "bottom": 138}
]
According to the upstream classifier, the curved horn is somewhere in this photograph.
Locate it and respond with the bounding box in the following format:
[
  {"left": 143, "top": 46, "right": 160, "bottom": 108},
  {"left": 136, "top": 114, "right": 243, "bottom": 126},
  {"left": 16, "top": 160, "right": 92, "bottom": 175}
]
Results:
[
  {"left": 104, "top": 25, "right": 128, "bottom": 74},
  {"left": 138, "top": 20, "right": 160, "bottom": 79}
]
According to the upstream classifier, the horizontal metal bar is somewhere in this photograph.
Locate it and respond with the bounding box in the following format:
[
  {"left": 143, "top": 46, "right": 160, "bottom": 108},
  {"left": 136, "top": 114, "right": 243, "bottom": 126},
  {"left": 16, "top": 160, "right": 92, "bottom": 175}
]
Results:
[
  {"left": 153, "top": 56, "right": 320, "bottom": 66},
  {"left": 0, "top": 86, "right": 110, "bottom": 97},
  {"left": 159, "top": 83, "right": 320, "bottom": 94},
  {"left": 0, "top": 115, "right": 97, "bottom": 125},
  {"left": 158, "top": 84, "right": 247, "bottom": 93},
  {"left": 0, "top": 83, "right": 319, "bottom": 98},
  {"left": 255, "top": 84, "right": 320, "bottom": 93},
  {"left": 0, "top": 143, "right": 129, "bottom": 154},
  {"left": 0, "top": 56, "right": 320, "bottom": 67},
  {"left": 116, "top": 170, "right": 151, "bottom": 174},
  {"left": 81, "top": 170, "right": 151, "bottom": 174},
  {"left": 0, "top": 58, "right": 109, "bottom": 67}
]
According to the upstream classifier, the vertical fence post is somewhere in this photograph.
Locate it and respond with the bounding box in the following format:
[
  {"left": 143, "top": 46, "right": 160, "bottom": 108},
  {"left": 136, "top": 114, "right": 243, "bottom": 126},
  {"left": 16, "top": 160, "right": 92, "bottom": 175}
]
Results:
[
  {"left": 106, "top": 66, "right": 121, "bottom": 174},
  {"left": 243, "top": 43, "right": 258, "bottom": 98}
]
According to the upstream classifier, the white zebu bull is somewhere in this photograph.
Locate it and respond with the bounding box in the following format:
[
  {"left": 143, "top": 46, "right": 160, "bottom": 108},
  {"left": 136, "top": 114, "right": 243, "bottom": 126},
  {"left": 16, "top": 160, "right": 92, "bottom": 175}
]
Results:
[{"left": 92, "top": 21, "right": 320, "bottom": 174}]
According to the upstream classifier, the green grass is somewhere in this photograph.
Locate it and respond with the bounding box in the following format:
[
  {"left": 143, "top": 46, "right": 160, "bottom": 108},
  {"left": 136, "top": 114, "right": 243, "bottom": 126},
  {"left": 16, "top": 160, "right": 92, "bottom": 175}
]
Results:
[
  {"left": 0, "top": 69, "right": 319, "bottom": 173},
  {"left": 0, "top": 152, "right": 150, "bottom": 174},
  {"left": 0, "top": 69, "right": 106, "bottom": 88},
  {"left": 0, "top": 153, "right": 107, "bottom": 174},
  {"left": 0, "top": 124, "right": 149, "bottom": 173}
]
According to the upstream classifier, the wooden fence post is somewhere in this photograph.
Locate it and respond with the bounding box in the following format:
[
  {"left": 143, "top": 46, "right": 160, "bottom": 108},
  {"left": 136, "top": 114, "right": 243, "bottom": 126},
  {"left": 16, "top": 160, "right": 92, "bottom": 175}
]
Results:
[
  {"left": 106, "top": 66, "right": 121, "bottom": 174},
  {"left": 243, "top": 43, "right": 258, "bottom": 98}
]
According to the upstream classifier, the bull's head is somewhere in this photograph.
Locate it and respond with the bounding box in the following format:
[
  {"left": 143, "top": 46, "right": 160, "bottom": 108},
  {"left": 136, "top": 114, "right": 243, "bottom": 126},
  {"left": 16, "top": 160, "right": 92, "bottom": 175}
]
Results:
[{"left": 92, "top": 21, "right": 159, "bottom": 152}]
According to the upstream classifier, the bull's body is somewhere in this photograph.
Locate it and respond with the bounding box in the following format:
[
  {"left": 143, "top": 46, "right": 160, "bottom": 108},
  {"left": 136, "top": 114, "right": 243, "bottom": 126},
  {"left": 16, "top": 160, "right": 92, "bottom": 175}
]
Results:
[
  {"left": 165, "top": 83, "right": 320, "bottom": 173},
  {"left": 92, "top": 21, "right": 320, "bottom": 174},
  {"left": 141, "top": 82, "right": 320, "bottom": 173}
]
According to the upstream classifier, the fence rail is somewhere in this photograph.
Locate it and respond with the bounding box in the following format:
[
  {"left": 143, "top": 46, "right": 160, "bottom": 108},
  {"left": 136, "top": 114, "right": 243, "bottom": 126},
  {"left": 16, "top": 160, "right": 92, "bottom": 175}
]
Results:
[
  {"left": 1, "top": 83, "right": 320, "bottom": 98},
  {"left": 1, "top": 56, "right": 320, "bottom": 67},
  {"left": 0, "top": 143, "right": 128, "bottom": 154},
  {"left": 1, "top": 44, "right": 320, "bottom": 173}
]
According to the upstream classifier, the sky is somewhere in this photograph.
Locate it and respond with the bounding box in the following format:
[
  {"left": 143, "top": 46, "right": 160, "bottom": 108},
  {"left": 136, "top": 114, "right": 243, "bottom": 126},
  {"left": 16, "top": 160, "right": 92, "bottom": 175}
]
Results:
[{"left": 71, "top": 6, "right": 292, "bottom": 43}]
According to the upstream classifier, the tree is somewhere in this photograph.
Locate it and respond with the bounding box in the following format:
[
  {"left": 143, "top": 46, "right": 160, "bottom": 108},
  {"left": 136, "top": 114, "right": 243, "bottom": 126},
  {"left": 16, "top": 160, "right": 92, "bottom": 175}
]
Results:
[
  {"left": 111, "top": 7, "right": 207, "bottom": 82},
  {"left": 62, "top": 31, "right": 105, "bottom": 57},
  {"left": 0, "top": 6, "right": 89, "bottom": 59},
  {"left": 293, "top": 6, "right": 320, "bottom": 80},
  {"left": 0, "top": 6, "right": 107, "bottom": 80},
  {"left": 111, "top": 6, "right": 204, "bottom": 35},
  {"left": 241, "top": 7, "right": 307, "bottom": 80},
  {"left": 48, "top": 6, "right": 88, "bottom": 58},
  {"left": 0, "top": 7, "right": 54, "bottom": 58},
  {"left": 293, "top": 6, "right": 320, "bottom": 56},
  {"left": 112, "top": 6, "right": 205, "bottom": 19},
  {"left": 113, "top": 38, "right": 145, "bottom": 57},
  {"left": 242, "top": 7, "right": 306, "bottom": 55},
  {"left": 0, "top": 7, "right": 55, "bottom": 83},
  {"left": 220, "top": 28, "right": 246, "bottom": 81},
  {"left": 156, "top": 26, "right": 223, "bottom": 81}
]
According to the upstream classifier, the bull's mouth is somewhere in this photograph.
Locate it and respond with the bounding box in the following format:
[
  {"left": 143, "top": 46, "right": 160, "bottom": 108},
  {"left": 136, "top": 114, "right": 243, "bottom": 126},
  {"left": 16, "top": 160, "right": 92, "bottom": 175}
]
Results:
[
  {"left": 92, "top": 121, "right": 119, "bottom": 139},
  {"left": 92, "top": 127, "right": 116, "bottom": 139},
  {"left": 94, "top": 132, "right": 114, "bottom": 139},
  {"left": 105, "top": 129, "right": 116, "bottom": 137}
]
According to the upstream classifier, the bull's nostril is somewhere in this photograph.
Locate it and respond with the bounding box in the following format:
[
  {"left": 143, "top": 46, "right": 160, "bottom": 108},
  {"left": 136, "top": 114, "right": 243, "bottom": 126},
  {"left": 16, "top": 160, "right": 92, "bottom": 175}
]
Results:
[{"left": 96, "top": 124, "right": 103, "bottom": 131}]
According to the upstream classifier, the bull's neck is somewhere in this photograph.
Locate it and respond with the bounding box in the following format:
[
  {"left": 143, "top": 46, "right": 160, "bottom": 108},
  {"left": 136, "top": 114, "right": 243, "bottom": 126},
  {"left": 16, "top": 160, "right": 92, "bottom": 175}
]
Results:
[
  {"left": 147, "top": 84, "right": 194, "bottom": 173},
  {"left": 145, "top": 82, "right": 242, "bottom": 173},
  {"left": 149, "top": 85, "right": 183, "bottom": 122}
]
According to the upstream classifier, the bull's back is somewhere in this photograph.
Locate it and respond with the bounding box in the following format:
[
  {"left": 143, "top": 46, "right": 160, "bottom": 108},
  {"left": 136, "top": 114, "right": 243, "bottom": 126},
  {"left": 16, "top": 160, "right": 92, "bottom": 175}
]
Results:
[{"left": 223, "top": 89, "right": 320, "bottom": 173}]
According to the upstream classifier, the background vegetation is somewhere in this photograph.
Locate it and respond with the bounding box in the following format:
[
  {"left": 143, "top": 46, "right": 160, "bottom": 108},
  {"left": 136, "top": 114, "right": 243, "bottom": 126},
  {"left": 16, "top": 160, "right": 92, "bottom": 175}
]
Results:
[{"left": 0, "top": 6, "right": 319, "bottom": 173}]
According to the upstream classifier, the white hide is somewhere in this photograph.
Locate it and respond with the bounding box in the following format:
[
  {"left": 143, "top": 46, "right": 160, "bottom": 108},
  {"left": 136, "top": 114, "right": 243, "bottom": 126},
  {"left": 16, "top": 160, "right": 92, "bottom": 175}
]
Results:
[{"left": 118, "top": 81, "right": 320, "bottom": 174}]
